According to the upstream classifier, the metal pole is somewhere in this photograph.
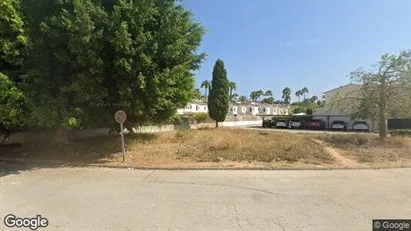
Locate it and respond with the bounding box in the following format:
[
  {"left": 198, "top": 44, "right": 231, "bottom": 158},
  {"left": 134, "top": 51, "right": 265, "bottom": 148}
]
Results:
[{"left": 120, "top": 122, "right": 126, "bottom": 162}]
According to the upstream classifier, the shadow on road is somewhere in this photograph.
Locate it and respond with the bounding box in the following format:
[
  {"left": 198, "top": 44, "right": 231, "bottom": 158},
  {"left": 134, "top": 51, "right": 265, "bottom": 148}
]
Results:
[{"left": 0, "top": 133, "right": 157, "bottom": 178}]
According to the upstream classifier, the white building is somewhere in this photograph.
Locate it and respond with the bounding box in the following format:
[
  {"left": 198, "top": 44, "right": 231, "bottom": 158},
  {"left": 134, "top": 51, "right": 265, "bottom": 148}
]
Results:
[
  {"left": 313, "top": 83, "right": 377, "bottom": 131},
  {"left": 177, "top": 101, "right": 208, "bottom": 115},
  {"left": 177, "top": 101, "right": 289, "bottom": 116}
]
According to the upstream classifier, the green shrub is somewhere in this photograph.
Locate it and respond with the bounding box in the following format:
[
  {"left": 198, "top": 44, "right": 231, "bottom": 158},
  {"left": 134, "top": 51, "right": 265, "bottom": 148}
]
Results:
[{"left": 193, "top": 112, "right": 209, "bottom": 123}]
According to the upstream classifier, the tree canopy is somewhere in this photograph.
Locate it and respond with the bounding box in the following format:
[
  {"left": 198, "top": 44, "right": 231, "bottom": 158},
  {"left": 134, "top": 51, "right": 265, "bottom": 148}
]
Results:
[
  {"left": 1, "top": 0, "right": 206, "bottom": 132},
  {"left": 333, "top": 50, "right": 411, "bottom": 139},
  {"left": 208, "top": 59, "right": 229, "bottom": 127}
]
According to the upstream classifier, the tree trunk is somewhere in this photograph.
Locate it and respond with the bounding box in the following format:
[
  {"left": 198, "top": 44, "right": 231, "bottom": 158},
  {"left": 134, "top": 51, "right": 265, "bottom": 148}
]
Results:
[
  {"left": 215, "top": 121, "right": 218, "bottom": 128},
  {"left": 378, "top": 104, "right": 388, "bottom": 139}
]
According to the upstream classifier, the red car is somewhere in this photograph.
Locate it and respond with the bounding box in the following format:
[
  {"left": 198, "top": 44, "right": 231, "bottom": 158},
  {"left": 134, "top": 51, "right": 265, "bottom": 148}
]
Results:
[{"left": 307, "top": 120, "right": 326, "bottom": 130}]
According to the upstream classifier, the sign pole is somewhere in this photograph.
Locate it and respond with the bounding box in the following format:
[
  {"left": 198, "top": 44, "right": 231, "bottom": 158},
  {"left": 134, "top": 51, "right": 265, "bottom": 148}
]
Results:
[
  {"left": 120, "top": 122, "right": 126, "bottom": 162},
  {"left": 115, "top": 110, "right": 127, "bottom": 163}
]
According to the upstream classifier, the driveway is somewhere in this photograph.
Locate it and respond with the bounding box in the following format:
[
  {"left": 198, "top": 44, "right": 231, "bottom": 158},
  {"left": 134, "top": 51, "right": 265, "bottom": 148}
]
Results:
[{"left": 1, "top": 164, "right": 410, "bottom": 230}]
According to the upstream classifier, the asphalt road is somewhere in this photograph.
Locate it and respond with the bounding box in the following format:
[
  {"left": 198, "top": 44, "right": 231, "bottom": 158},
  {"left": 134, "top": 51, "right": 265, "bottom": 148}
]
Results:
[{"left": 1, "top": 164, "right": 410, "bottom": 231}]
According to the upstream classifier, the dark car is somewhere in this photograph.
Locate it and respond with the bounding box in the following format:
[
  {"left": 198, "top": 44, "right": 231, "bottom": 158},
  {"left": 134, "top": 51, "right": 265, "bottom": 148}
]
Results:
[
  {"left": 352, "top": 121, "right": 369, "bottom": 132},
  {"left": 262, "top": 118, "right": 273, "bottom": 128},
  {"left": 307, "top": 120, "right": 326, "bottom": 130},
  {"left": 331, "top": 120, "right": 348, "bottom": 131}
]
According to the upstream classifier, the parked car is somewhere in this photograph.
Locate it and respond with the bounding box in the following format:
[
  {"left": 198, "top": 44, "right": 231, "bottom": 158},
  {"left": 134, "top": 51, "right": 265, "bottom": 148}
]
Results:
[
  {"left": 290, "top": 120, "right": 302, "bottom": 129},
  {"left": 307, "top": 120, "right": 326, "bottom": 130},
  {"left": 331, "top": 120, "right": 348, "bottom": 131},
  {"left": 262, "top": 118, "right": 274, "bottom": 128},
  {"left": 275, "top": 120, "right": 288, "bottom": 128},
  {"left": 352, "top": 121, "right": 369, "bottom": 132}
]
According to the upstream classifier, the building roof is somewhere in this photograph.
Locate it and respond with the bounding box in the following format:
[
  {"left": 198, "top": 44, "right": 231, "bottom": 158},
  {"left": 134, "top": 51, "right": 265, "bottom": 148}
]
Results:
[{"left": 323, "top": 83, "right": 361, "bottom": 94}]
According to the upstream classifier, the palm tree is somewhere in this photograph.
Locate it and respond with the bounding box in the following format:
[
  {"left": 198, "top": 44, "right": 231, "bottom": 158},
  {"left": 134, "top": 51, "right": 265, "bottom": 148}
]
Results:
[
  {"left": 282, "top": 87, "right": 291, "bottom": 104},
  {"left": 310, "top": 95, "right": 318, "bottom": 103},
  {"left": 228, "top": 81, "right": 237, "bottom": 101},
  {"left": 250, "top": 91, "right": 258, "bottom": 102},
  {"left": 238, "top": 95, "right": 248, "bottom": 103},
  {"left": 301, "top": 87, "right": 309, "bottom": 100},
  {"left": 231, "top": 93, "right": 239, "bottom": 102},
  {"left": 200, "top": 80, "right": 211, "bottom": 101},
  {"left": 295, "top": 90, "right": 302, "bottom": 102}
]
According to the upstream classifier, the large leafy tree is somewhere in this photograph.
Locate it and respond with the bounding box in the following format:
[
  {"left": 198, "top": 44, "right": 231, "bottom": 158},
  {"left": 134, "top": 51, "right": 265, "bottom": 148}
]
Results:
[
  {"left": 333, "top": 50, "right": 411, "bottom": 139},
  {"left": 22, "top": 0, "right": 206, "bottom": 132},
  {"left": 208, "top": 59, "right": 229, "bottom": 128},
  {"left": 0, "top": 0, "right": 28, "bottom": 133}
]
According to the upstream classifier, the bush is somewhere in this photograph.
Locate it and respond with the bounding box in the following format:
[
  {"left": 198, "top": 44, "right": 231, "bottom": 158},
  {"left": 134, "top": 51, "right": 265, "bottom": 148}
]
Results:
[
  {"left": 390, "top": 129, "right": 411, "bottom": 137},
  {"left": 193, "top": 113, "right": 209, "bottom": 123}
]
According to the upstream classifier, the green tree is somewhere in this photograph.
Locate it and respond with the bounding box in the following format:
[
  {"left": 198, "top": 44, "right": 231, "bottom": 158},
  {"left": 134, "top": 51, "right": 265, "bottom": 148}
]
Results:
[
  {"left": 0, "top": 73, "right": 26, "bottom": 137},
  {"left": 333, "top": 50, "right": 411, "bottom": 139},
  {"left": 0, "top": 0, "right": 28, "bottom": 133},
  {"left": 310, "top": 95, "right": 319, "bottom": 103},
  {"left": 301, "top": 87, "right": 309, "bottom": 100},
  {"left": 193, "top": 88, "right": 202, "bottom": 100},
  {"left": 264, "top": 90, "right": 273, "bottom": 97},
  {"left": 295, "top": 90, "right": 302, "bottom": 102},
  {"left": 261, "top": 97, "right": 274, "bottom": 104},
  {"left": 23, "top": 0, "right": 206, "bottom": 135},
  {"left": 238, "top": 95, "right": 248, "bottom": 103},
  {"left": 208, "top": 59, "right": 229, "bottom": 128},
  {"left": 250, "top": 91, "right": 258, "bottom": 102},
  {"left": 201, "top": 80, "right": 211, "bottom": 101},
  {"left": 231, "top": 93, "right": 239, "bottom": 102},
  {"left": 228, "top": 81, "right": 237, "bottom": 101},
  {"left": 317, "top": 100, "right": 323, "bottom": 106},
  {"left": 282, "top": 87, "right": 291, "bottom": 104}
]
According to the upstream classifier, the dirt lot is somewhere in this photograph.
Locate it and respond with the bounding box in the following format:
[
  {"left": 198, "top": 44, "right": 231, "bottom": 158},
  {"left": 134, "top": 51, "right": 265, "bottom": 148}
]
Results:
[
  {"left": 316, "top": 133, "right": 411, "bottom": 166},
  {"left": 0, "top": 128, "right": 337, "bottom": 168},
  {"left": 1, "top": 128, "right": 410, "bottom": 168}
]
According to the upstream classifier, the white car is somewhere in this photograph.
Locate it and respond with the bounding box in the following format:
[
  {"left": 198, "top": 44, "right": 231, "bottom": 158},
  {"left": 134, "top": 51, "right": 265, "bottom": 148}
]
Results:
[
  {"left": 290, "top": 120, "right": 302, "bottom": 129},
  {"left": 276, "top": 120, "right": 288, "bottom": 128},
  {"left": 352, "top": 121, "right": 369, "bottom": 132},
  {"left": 331, "top": 121, "right": 347, "bottom": 131}
]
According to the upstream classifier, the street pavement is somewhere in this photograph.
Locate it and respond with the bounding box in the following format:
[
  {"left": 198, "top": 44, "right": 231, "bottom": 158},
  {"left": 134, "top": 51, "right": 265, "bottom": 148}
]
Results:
[{"left": 1, "top": 163, "right": 410, "bottom": 231}]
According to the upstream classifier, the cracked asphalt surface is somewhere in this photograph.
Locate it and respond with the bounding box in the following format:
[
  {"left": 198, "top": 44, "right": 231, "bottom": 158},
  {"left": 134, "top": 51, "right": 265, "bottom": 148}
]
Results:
[{"left": 1, "top": 164, "right": 410, "bottom": 230}]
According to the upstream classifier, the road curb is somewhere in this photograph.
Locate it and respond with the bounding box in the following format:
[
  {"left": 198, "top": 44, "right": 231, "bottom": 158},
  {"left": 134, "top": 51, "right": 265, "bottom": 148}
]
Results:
[{"left": 1, "top": 157, "right": 411, "bottom": 171}]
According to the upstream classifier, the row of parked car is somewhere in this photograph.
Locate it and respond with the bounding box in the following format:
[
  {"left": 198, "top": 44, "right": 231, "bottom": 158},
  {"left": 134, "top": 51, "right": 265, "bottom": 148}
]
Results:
[{"left": 263, "top": 119, "right": 370, "bottom": 132}]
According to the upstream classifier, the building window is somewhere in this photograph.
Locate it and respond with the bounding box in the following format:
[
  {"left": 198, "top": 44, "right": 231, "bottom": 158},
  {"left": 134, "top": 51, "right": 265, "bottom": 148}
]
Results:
[
  {"left": 263, "top": 108, "right": 266, "bottom": 112},
  {"left": 196, "top": 106, "right": 199, "bottom": 111},
  {"left": 204, "top": 106, "right": 206, "bottom": 110},
  {"left": 249, "top": 108, "right": 252, "bottom": 112}
]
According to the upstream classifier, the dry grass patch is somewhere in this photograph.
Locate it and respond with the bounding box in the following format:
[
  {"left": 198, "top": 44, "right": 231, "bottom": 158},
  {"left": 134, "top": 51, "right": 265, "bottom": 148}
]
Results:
[
  {"left": 1, "top": 128, "right": 335, "bottom": 167},
  {"left": 318, "top": 133, "right": 411, "bottom": 163}
]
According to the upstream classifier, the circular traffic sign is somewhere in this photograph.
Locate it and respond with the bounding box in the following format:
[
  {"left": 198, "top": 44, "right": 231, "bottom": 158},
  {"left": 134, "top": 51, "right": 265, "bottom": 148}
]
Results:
[{"left": 114, "top": 110, "right": 127, "bottom": 123}]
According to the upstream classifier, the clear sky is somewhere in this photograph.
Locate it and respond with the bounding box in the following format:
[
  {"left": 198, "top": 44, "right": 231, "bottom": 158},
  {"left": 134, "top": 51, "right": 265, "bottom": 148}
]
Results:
[{"left": 183, "top": 0, "right": 411, "bottom": 101}]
